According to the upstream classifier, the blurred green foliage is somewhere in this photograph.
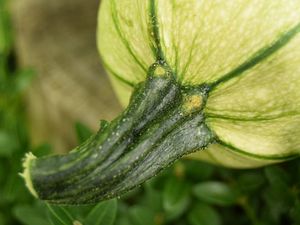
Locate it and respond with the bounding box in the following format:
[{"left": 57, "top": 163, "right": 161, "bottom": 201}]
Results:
[{"left": 1, "top": 0, "right": 300, "bottom": 224}]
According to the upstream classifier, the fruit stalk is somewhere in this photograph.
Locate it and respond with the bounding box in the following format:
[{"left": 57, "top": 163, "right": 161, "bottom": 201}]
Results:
[{"left": 22, "top": 64, "right": 215, "bottom": 204}]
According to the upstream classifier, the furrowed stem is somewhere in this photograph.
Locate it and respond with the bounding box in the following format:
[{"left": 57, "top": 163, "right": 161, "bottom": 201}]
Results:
[{"left": 22, "top": 65, "right": 215, "bottom": 204}]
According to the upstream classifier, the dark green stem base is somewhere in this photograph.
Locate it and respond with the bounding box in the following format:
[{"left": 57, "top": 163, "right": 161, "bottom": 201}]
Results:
[{"left": 24, "top": 67, "right": 215, "bottom": 204}]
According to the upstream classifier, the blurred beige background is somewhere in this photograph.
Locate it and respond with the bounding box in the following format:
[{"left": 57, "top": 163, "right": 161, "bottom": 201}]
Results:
[{"left": 11, "top": 0, "right": 122, "bottom": 152}]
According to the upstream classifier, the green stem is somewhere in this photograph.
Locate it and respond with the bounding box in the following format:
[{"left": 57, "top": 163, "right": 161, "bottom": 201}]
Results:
[{"left": 22, "top": 66, "right": 214, "bottom": 205}]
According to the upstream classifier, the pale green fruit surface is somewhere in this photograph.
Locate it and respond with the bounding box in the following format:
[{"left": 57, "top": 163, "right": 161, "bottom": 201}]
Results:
[{"left": 97, "top": 0, "right": 300, "bottom": 168}]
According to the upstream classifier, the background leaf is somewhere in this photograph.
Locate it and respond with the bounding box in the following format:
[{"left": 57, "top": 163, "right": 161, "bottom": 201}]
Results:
[
  {"left": 75, "top": 122, "right": 93, "bottom": 144},
  {"left": 188, "top": 203, "right": 221, "bottom": 225},
  {"left": 237, "top": 172, "right": 265, "bottom": 192},
  {"left": 13, "top": 204, "right": 48, "bottom": 225},
  {"left": 0, "top": 131, "right": 18, "bottom": 156},
  {"left": 84, "top": 199, "right": 117, "bottom": 225},
  {"left": 193, "top": 181, "right": 238, "bottom": 206},
  {"left": 129, "top": 206, "right": 156, "bottom": 225},
  {"left": 163, "top": 176, "right": 190, "bottom": 220},
  {"left": 47, "top": 204, "right": 75, "bottom": 225}
]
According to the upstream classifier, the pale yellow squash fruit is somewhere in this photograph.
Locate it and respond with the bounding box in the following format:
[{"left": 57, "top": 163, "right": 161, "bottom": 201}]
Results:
[{"left": 98, "top": 0, "right": 300, "bottom": 168}]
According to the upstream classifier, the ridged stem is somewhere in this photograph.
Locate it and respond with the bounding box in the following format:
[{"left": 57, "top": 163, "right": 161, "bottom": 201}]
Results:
[{"left": 22, "top": 66, "right": 215, "bottom": 204}]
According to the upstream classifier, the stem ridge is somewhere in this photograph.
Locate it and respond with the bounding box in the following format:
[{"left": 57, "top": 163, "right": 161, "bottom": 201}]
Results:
[{"left": 23, "top": 74, "right": 215, "bottom": 204}]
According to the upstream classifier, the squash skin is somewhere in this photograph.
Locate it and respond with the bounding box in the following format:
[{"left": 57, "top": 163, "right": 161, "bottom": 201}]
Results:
[{"left": 98, "top": 0, "right": 300, "bottom": 168}]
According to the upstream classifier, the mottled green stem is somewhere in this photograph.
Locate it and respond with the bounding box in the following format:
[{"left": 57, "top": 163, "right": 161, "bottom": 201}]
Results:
[{"left": 22, "top": 65, "right": 215, "bottom": 204}]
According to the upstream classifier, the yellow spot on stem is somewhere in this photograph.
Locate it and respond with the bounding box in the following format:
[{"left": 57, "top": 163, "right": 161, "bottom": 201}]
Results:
[
  {"left": 153, "top": 66, "right": 166, "bottom": 76},
  {"left": 183, "top": 95, "right": 203, "bottom": 113}
]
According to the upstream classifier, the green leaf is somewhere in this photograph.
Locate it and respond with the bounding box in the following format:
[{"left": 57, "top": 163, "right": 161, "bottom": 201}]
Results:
[
  {"left": 115, "top": 206, "right": 132, "bottom": 225},
  {"left": 129, "top": 206, "right": 156, "bottom": 225},
  {"left": 0, "top": 131, "right": 18, "bottom": 156},
  {"left": 187, "top": 203, "right": 221, "bottom": 225},
  {"left": 13, "top": 204, "right": 49, "bottom": 225},
  {"left": 65, "top": 205, "right": 94, "bottom": 223},
  {"left": 2, "top": 173, "right": 31, "bottom": 203},
  {"left": 116, "top": 216, "right": 132, "bottom": 225},
  {"left": 84, "top": 199, "right": 117, "bottom": 225},
  {"left": 264, "top": 166, "right": 290, "bottom": 189},
  {"left": 183, "top": 160, "right": 214, "bottom": 180},
  {"left": 193, "top": 181, "right": 238, "bottom": 206},
  {"left": 14, "top": 69, "right": 35, "bottom": 93},
  {"left": 163, "top": 176, "right": 190, "bottom": 220},
  {"left": 142, "top": 183, "right": 163, "bottom": 211},
  {"left": 32, "top": 143, "right": 52, "bottom": 157},
  {"left": 0, "top": 212, "right": 5, "bottom": 225},
  {"left": 237, "top": 172, "right": 265, "bottom": 192},
  {"left": 75, "top": 122, "right": 93, "bottom": 143},
  {"left": 47, "top": 204, "right": 75, "bottom": 225},
  {"left": 120, "top": 186, "right": 142, "bottom": 200},
  {"left": 290, "top": 201, "right": 300, "bottom": 224},
  {"left": 263, "top": 188, "right": 288, "bottom": 222}
]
